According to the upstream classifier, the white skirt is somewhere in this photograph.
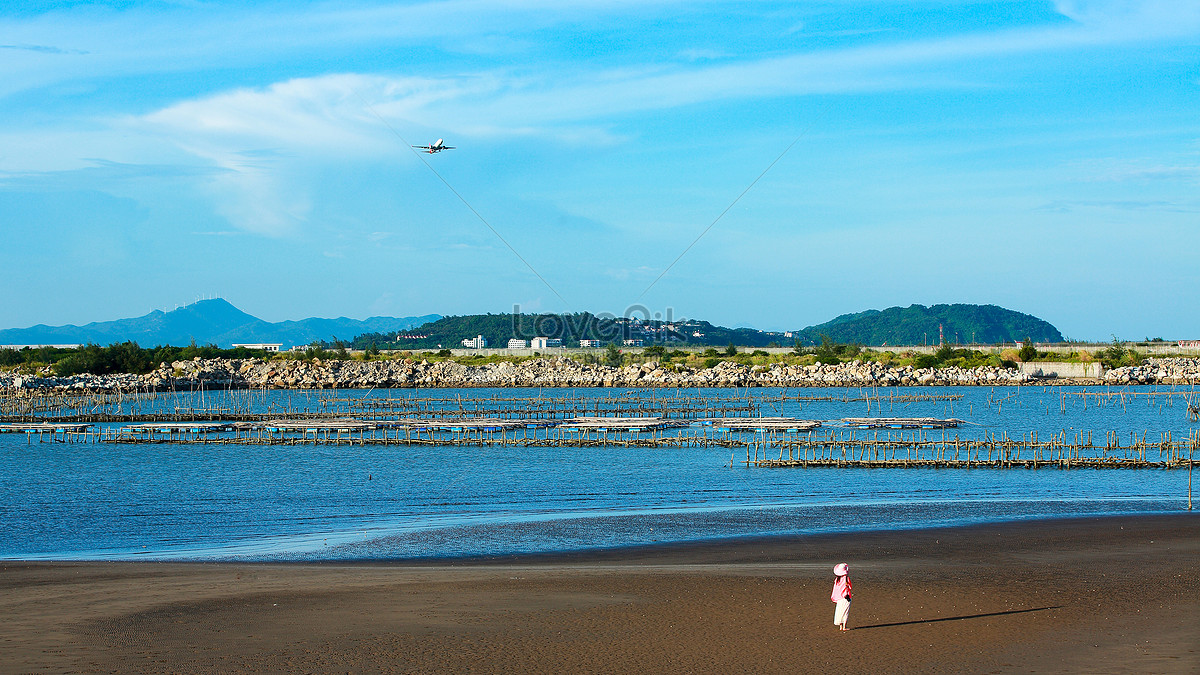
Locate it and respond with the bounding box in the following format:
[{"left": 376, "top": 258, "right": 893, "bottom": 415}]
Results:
[{"left": 834, "top": 597, "right": 851, "bottom": 625}]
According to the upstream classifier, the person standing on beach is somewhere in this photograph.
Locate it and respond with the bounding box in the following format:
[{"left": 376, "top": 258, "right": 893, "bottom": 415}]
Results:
[{"left": 831, "top": 563, "right": 852, "bottom": 631}]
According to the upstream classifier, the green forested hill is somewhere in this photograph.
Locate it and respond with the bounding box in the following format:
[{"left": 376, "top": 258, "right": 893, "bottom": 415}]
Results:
[
  {"left": 794, "top": 304, "right": 1063, "bottom": 346},
  {"left": 353, "top": 312, "right": 631, "bottom": 350},
  {"left": 350, "top": 304, "right": 1062, "bottom": 350},
  {"left": 351, "top": 313, "right": 786, "bottom": 349}
]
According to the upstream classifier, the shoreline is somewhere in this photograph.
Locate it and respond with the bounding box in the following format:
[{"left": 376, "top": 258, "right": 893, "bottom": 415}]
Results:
[
  {"left": 404, "top": 511, "right": 1200, "bottom": 566},
  {"left": 6, "top": 506, "right": 1192, "bottom": 565},
  {"left": 4, "top": 514, "right": 1197, "bottom": 673}
]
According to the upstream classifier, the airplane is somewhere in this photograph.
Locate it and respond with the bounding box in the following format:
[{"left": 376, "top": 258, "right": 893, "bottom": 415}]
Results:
[{"left": 412, "top": 139, "right": 455, "bottom": 154}]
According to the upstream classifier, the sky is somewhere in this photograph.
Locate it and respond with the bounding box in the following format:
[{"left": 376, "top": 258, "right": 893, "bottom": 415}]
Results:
[{"left": 1, "top": 0, "right": 1198, "bottom": 341}]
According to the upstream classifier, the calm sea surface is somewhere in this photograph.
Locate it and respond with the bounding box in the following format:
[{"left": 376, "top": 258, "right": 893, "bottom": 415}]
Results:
[{"left": 1, "top": 386, "right": 1195, "bottom": 561}]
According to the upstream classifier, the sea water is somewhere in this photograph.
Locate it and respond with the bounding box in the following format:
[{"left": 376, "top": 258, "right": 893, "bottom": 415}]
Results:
[{"left": 0, "top": 386, "right": 1195, "bottom": 561}]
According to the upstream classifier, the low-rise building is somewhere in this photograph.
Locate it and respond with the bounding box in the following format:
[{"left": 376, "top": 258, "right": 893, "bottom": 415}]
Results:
[
  {"left": 579, "top": 339, "right": 603, "bottom": 348},
  {"left": 507, "top": 338, "right": 528, "bottom": 349},
  {"left": 461, "top": 335, "right": 488, "bottom": 349},
  {"left": 233, "top": 343, "right": 282, "bottom": 352},
  {"left": 530, "top": 337, "right": 562, "bottom": 349},
  {"left": 623, "top": 339, "right": 645, "bottom": 347}
]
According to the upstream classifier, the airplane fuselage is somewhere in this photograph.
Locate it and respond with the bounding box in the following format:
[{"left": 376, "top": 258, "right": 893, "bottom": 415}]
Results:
[{"left": 414, "top": 138, "right": 455, "bottom": 154}]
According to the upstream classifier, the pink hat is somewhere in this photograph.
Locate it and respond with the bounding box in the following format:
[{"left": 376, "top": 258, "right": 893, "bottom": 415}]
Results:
[{"left": 833, "top": 563, "right": 848, "bottom": 576}]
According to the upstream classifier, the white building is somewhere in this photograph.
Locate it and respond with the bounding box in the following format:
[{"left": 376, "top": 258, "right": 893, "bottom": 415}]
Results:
[
  {"left": 461, "top": 335, "right": 488, "bottom": 349},
  {"left": 530, "top": 337, "right": 562, "bottom": 349},
  {"left": 507, "top": 338, "right": 528, "bottom": 349},
  {"left": 233, "top": 343, "right": 282, "bottom": 352},
  {"left": 623, "top": 339, "right": 645, "bottom": 347},
  {"left": 579, "top": 339, "right": 602, "bottom": 348}
]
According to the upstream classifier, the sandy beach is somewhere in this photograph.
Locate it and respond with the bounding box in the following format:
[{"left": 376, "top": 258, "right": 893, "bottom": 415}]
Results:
[{"left": 2, "top": 514, "right": 1197, "bottom": 674}]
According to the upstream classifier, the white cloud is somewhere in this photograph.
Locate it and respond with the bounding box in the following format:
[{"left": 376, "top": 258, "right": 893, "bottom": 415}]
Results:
[
  {"left": 10, "top": 0, "right": 1200, "bottom": 237},
  {"left": 136, "top": 74, "right": 449, "bottom": 235},
  {"left": 144, "top": 75, "right": 395, "bottom": 155}
]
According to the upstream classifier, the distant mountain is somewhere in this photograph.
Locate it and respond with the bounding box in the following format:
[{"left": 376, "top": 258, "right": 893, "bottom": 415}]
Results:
[
  {"left": 794, "top": 304, "right": 1063, "bottom": 346},
  {"left": 0, "top": 299, "right": 440, "bottom": 349},
  {"left": 9, "top": 300, "right": 1057, "bottom": 351}
]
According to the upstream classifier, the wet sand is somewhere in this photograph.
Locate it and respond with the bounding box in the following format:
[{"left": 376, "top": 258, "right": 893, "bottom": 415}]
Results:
[{"left": 2, "top": 514, "right": 1197, "bottom": 674}]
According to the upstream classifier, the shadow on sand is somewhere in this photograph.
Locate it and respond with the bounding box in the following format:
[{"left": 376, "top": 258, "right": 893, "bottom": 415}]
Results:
[{"left": 854, "top": 605, "right": 1063, "bottom": 630}]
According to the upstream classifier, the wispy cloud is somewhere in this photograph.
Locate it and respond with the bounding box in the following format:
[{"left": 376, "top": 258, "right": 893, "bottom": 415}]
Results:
[
  {"left": 4, "top": 1, "right": 1197, "bottom": 101},
  {"left": 204, "top": 161, "right": 311, "bottom": 237},
  {"left": 1079, "top": 160, "right": 1200, "bottom": 183},
  {"left": 0, "top": 43, "right": 86, "bottom": 54},
  {"left": 0, "top": 0, "right": 700, "bottom": 98},
  {"left": 677, "top": 48, "right": 726, "bottom": 61},
  {"left": 130, "top": 1, "right": 1200, "bottom": 148},
  {"left": 1034, "top": 199, "right": 1194, "bottom": 213},
  {"left": 604, "top": 266, "right": 656, "bottom": 282},
  {"left": 1107, "top": 165, "right": 1200, "bottom": 182},
  {"left": 0, "top": 159, "right": 225, "bottom": 190}
]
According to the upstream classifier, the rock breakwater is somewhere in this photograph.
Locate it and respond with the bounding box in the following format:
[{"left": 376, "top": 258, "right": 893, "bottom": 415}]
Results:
[
  {"left": 145, "top": 357, "right": 1038, "bottom": 389},
  {"left": 0, "top": 357, "right": 1026, "bottom": 391},
  {"left": 1103, "top": 357, "right": 1200, "bottom": 385},
  {"left": 3, "top": 357, "right": 1198, "bottom": 392}
]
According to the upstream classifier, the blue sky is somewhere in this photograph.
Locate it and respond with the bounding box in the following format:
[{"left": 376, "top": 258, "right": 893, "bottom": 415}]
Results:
[{"left": 2, "top": 0, "right": 1198, "bottom": 340}]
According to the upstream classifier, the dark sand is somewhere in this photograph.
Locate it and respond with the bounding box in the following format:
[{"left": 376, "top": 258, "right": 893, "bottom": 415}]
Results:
[{"left": 2, "top": 515, "right": 1198, "bottom": 674}]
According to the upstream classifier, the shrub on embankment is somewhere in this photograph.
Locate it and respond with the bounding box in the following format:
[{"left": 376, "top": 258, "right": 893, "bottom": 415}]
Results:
[{"left": 0, "top": 342, "right": 282, "bottom": 376}]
